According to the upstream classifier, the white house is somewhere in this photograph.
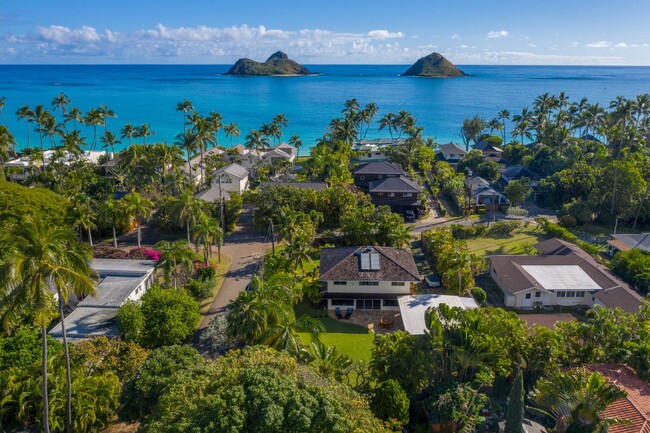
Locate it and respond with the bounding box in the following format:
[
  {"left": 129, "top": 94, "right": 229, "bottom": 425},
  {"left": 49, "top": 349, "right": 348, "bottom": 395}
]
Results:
[
  {"left": 352, "top": 138, "right": 406, "bottom": 162},
  {"left": 5, "top": 150, "right": 105, "bottom": 181},
  {"left": 436, "top": 142, "right": 467, "bottom": 166},
  {"left": 489, "top": 238, "right": 644, "bottom": 312},
  {"left": 182, "top": 147, "right": 225, "bottom": 185},
  {"left": 225, "top": 143, "right": 296, "bottom": 171},
  {"left": 195, "top": 162, "right": 249, "bottom": 203},
  {"left": 49, "top": 259, "right": 155, "bottom": 341},
  {"left": 319, "top": 246, "right": 420, "bottom": 311}
]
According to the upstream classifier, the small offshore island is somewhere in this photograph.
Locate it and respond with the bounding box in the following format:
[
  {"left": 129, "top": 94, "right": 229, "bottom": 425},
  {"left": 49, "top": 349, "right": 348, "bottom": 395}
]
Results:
[
  {"left": 402, "top": 52, "right": 467, "bottom": 77},
  {"left": 225, "top": 51, "right": 314, "bottom": 76}
]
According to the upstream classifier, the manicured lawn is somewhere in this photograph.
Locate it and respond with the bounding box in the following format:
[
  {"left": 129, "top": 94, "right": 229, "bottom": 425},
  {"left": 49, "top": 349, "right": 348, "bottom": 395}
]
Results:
[
  {"left": 466, "top": 228, "right": 548, "bottom": 257},
  {"left": 295, "top": 301, "right": 374, "bottom": 363}
]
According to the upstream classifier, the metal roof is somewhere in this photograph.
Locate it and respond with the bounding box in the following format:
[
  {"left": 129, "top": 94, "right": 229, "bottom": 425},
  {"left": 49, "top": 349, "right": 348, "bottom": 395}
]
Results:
[{"left": 398, "top": 294, "right": 478, "bottom": 335}]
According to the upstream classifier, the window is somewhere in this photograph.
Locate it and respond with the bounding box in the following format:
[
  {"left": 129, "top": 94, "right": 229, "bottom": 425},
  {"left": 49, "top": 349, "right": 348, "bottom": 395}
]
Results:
[
  {"left": 219, "top": 177, "right": 233, "bottom": 184},
  {"left": 577, "top": 291, "right": 585, "bottom": 298},
  {"left": 525, "top": 293, "right": 531, "bottom": 299},
  {"left": 378, "top": 193, "right": 384, "bottom": 196},
  {"left": 391, "top": 282, "right": 406, "bottom": 286},
  {"left": 535, "top": 291, "right": 541, "bottom": 298},
  {"left": 367, "top": 153, "right": 372, "bottom": 158},
  {"left": 378, "top": 175, "right": 383, "bottom": 179},
  {"left": 566, "top": 291, "right": 576, "bottom": 298},
  {"left": 333, "top": 281, "right": 347, "bottom": 286},
  {"left": 557, "top": 291, "right": 566, "bottom": 298},
  {"left": 359, "top": 176, "right": 365, "bottom": 181},
  {"left": 404, "top": 193, "right": 413, "bottom": 197},
  {"left": 388, "top": 193, "right": 395, "bottom": 197},
  {"left": 382, "top": 299, "right": 398, "bottom": 307},
  {"left": 331, "top": 299, "right": 354, "bottom": 306},
  {"left": 360, "top": 281, "right": 379, "bottom": 286},
  {"left": 357, "top": 299, "right": 381, "bottom": 310}
]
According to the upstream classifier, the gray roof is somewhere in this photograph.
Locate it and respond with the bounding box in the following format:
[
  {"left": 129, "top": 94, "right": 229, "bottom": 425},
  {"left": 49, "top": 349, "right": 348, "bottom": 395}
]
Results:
[
  {"left": 50, "top": 306, "right": 120, "bottom": 340},
  {"left": 473, "top": 140, "right": 503, "bottom": 153},
  {"left": 369, "top": 177, "right": 421, "bottom": 193},
  {"left": 438, "top": 142, "right": 467, "bottom": 154},
  {"left": 92, "top": 259, "right": 156, "bottom": 276},
  {"left": 594, "top": 286, "right": 645, "bottom": 313},
  {"left": 499, "top": 164, "right": 538, "bottom": 181},
  {"left": 258, "top": 181, "right": 328, "bottom": 191},
  {"left": 353, "top": 161, "right": 405, "bottom": 176},
  {"left": 319, "top": 246, "right": 420, "bottom": 282},
  {"left": 468, "top": 176, "right": 501, "bottom": 198},
  {"left": 611, "top": 233, "right": 650, "bottom": 253},
  {"left": 195, "top": 186, "right": 230, "bottom": 202},
  {"left": 273, "top": 143, "right": 297, "bottom": 156},
  {"left": 215, "top": 162, "right": 249, "bottom": 179}
]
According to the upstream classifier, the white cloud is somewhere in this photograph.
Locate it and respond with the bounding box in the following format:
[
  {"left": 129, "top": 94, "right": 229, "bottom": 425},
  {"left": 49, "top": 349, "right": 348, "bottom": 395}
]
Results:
[
  {"left": 529, "top": 44, "right": 537, "bottom": 48},
  {"left": 367, "top": 30, "right": 404, "bottom": 39},
  {"left": 448, "top": 50, "right": 625, "bottom": 65},
  {"left": 450, "top": 34, "right": 461, "bottom": 40},
  {"left": 487, "top": 30, "right": 509, "bottom": 39},
  {"left": 36, "top": 25, "right": 100, "bottom": 44},
  {"left": 615, "top": 42, "right": 628, "bottom": 48},
  {"left": 586, "top": 41, "right": 612, "bottom": 48}
]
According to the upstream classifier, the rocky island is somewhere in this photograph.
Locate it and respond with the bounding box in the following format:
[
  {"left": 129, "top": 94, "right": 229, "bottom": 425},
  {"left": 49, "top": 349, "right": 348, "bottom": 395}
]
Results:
[
  {"left": 225, "top": 51, "right": 314, "bottom": 76},
  {"left": 402, "top": 52, "right": 466, "bottom": 77}
]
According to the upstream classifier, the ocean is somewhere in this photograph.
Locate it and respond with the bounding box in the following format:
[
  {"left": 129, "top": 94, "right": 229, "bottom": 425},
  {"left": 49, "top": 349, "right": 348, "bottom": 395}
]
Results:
[{"left": 1, "top": 64, "right": 649, "bottom": 151}]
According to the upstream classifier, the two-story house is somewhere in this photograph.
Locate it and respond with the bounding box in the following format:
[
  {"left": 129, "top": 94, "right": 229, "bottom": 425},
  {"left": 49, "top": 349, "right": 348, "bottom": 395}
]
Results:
[
  {"left": 353, "top": 161, "right": 406, "bottom": 190},
  {"left": 319, "top": 246, "right": 420, "bottom": 311},
  {"left": 436, "top": 142, "right": 467, "bottom": 166},
  {"left": 195, "top": 162, "right": 249, "bottom": 202},
  {"left": 352, "top": 161, "right": 421, "bottom": 215}
]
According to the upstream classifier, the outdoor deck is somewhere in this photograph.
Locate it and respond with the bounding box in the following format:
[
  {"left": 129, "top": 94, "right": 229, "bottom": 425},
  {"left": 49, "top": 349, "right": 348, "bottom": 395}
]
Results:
[{"left": 327, "top": 309, "right": 403, "bottom": 335}]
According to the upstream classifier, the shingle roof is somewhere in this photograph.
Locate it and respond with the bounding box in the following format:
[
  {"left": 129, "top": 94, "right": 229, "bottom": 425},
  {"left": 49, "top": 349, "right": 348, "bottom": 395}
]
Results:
[
  {"left": 611, "top": 233, "right": 650, "bottom": 253},
  {"left": 258, "top": 181, "right": 328, "bottom": 191},
  {"left": 472, "top": 140, "right": 503, "bottom": 153},
  {"left": 595, "top": 286, "right": 645, "bottom": 313},
  {"left": 468, "top": 176, "right": 501, "bottom": 197},
  {"left": 368, "top": 177, "right": 421, "bottom": 193},
  {"left": 215, "top": 162, "right": 249, "bottom": 179},
  {"left": 438, "top": 142, "right": 467, "bottom": 154},
  {"left": 319, "top": 246, "right": 420, "bottom": 282},
  {"left": 585, "top": 364, "right": 650, "bottom": 433},
  {"left": 353, "top": 161, "right": 405, "bottom": 176},
  {"left": 499, "top": 164, "right": 539, "bottom": 181},
  {"left": 195, "top": 186, "right": 230, "bottom": 202}
]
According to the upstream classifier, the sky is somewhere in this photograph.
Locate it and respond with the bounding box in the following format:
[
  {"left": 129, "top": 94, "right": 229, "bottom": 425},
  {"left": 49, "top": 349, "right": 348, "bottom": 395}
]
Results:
[{"left": 1, "top": 0, "right": 650, "bottom": 65}]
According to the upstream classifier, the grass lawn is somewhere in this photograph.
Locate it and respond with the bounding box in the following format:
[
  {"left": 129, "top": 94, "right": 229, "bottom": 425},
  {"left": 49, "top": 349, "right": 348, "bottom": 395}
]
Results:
[
  {"left": 197, "top": 254, "right": 232, "bottom": 316},
  {"left": 295, "top": 301, "right": 374, "bottom": 363},
  {"left": 467, "top": 227, "right": 549, "bottom": 257}
]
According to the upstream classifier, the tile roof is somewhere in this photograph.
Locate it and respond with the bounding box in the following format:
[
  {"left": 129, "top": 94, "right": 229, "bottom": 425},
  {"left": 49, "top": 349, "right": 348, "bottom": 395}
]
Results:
[
  {"left": 319, "top": 246, "right": 420, "bottom": 282},
  {"left": 368, "top": 177, "right": 422, "bottom": 193},
  {"left": 353, "top": 161, "right": 406, "bottom": 176},
  {"left": 585, "top": 364, "right": 650, "bottom": 433}
]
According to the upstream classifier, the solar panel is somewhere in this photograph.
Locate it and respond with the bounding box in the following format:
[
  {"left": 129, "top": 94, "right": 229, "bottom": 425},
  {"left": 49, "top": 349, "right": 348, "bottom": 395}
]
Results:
[
  {"left": 360, "top": 253, "right": 371, "bottom": 270},
  {"left": 370, "top": 253, "right": 380, "bottom": 270}
]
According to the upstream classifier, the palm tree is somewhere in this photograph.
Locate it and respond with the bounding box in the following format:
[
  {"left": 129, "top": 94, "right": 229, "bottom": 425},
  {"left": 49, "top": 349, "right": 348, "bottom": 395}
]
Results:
[
  {"left": 0, "top": 125, "right": 16, "bottom": 163},
  {"left": 176, "top": 99, "right": 194, "bottom": 136},
  {"left": 120, "top": 192, "right": 153, "bottom": 247},
  {"left": 498, "top": 109, "right": 511, "bottom": 143},
  {"left": 245, "top": 129, "right": 270, "bottom": 160},
  {"left": 192, "top": 213, "right": 223, "bottom": 264},
  {"left": 72, "top": 195, "right": 97, "bottom": 246},
  {"left": 97, "top": 105, "right": 116, "bottom": 139},
  {"left": 0, "top": 96, "right": 6, "bottom": 126},
  {"left": 533, "top": 368, "right": 628, "bottom": 433},
  {"left": 0, "top": 218, "right": 96, "bottom": 433},
  {"left": 42, "top": 112, "right": 63, "bottom": 150},
  {"left": 288, "top": 134, "right": 303, "bottom": 158},
  {"left": 51, "top": 93, "right": 71, "bottom": 132},
  {"left": 84, "top": 108, "right": 104, "bottom": 150},
  {"left": 283, "top": 235, "right": 314, "bottom": 272},
  {"left": 100, "top": 198, "right": 123, "bottom": 248},
  {"left": 61, "top": 130, "right": 86, "bottom": 156},
  {"left": 260, "top": 314, "right": 324, "bottom": 356},
  {"left": 64, "top": 107, "right": 84, "bottom": 133},
  {"left": 134, "top": 123, "right": 154, "bottom": 145},
  {"left": 173, "top": 189, "right": 204, "bottom": 245},
  {"left": 379, "top": 112, "right": 397, "bottom": 139},
  {"left": 224, "top": 122, "right": 240, "bottom": 147},
  {"left": 120, "top": 123, "right": 136, "bottom": 147},
  {"left": 16, "top": 105, "right": 34, "bottom": 147},
  {"left": 207, "top": 111, "right": 223, "bottom": 147},
  {"left": 272, "top": 113, "right": 289, "bottom": 144},
  {"left": 154, "top": 240, "right": 194, "bottom": 289},
  {"left": 304, "top": 340, "right": 353, "bottom": 379},
  {"left": 175, "top": 131, "right": 199, "bottom": 184},
  {"left": 100, "top": 131, "right": 120, "bottom": 162}
]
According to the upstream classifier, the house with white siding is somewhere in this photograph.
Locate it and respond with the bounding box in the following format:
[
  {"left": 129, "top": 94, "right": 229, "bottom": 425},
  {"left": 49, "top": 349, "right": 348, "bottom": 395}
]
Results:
[{"left": 319, "top": 246, "right": 420, "bottom": 311}]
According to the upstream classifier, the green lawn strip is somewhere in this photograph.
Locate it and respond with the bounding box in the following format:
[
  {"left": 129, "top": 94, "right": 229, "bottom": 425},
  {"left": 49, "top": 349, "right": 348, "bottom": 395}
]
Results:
[
  {"left": 295, "top": 301, "right": 374, "bottom": 363},
  {"left": 467, "top": 229, "right": 548, "bottom": 257},
  {"left": 197, "top": 254, "right": 232, "bottom": 317}
]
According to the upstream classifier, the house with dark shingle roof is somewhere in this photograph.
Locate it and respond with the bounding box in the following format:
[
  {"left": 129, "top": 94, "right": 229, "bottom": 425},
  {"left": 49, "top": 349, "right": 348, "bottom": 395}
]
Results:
[
  {"left": 497, "top": 164, "right": 539, "bottom": 189},
  {"left": 353, "top": 161, "right": 422, "bottom": 214},
  {"left": 435, "top": 142, "right": 467, "bottom": 166},
  {"left": 353, "top": 161, "right": 406, "bottom": 190},
  {"left": 489, "top": 238, "right": 645, "bottom": 312},
  {"left": 319, "top": 246, "right": 420, "bottom": 311}
]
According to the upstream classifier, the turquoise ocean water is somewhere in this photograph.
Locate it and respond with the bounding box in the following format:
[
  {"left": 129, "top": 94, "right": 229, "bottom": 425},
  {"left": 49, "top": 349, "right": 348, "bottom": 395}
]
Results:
[{"left": 0, "top": 64, "right": 649, "bottom": 151}]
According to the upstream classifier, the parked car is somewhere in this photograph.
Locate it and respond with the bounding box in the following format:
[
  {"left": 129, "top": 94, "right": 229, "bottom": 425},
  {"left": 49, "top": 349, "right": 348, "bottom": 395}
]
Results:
[
  {"left": 424, "top": 274, "right": 441, "bottom": 288},
  {"left": 404, "top": 210, "right": 416, "bottom": 221}
]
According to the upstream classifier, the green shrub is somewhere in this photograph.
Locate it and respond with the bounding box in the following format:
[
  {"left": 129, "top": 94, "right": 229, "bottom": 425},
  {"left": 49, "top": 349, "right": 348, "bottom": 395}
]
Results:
[
  {"left": 186, "top": 279, "right": 213, "bottom": 300},
  {"left": 140, "top": 285, "right": 200, "bottom": 347},
  {"left": 558, "top": 215, "right": 577, "bottom": 228},
  {"left": 506, "top": 206, "right": 528, "bottom": 217},
  {"left": 372, "top": 379, "right": 410, "bottom": 427},
  {"left": 471, "top": 286, "right": 487, "bottom": 304},
  {"left": 116, "top": 300, "right": 145, "bottom": 343},
  {"left": 487, "top": 221, "right": 521, "bottom": 238},
  {"left": 0, "top": 179, "right": 70, "bottom": 229}
]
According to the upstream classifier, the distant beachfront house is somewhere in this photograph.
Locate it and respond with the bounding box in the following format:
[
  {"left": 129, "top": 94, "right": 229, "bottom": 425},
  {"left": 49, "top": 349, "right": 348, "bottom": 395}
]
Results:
[
  {"left": 497, "top": 164, "right": 539, "bottom": 189},
  {"left": 435, "top": 142, "right": 467, "bottom": 166},
  {"left": 319, "top": 246, "right": 420, "bottom": 311},
  {"left": 224, "top": 143, "right": 296, "bottom": 172},
  {"left": 352, "top": 138, "right": 406, "bottom": 162},
  {"left": 398, "top": 294, "right": 478, "bottom": 335},
  {"left": 472, "top": 139, "right": 508, "bottom": 165},
  {"left": 353, "top": 161, "right": 422, "bottom": 215},
  {"left": 467, "top": 176, "right": 509, "bottom": 206},
  {"left": 195, "top": 162, "right": 249, "bottom": 203},
  {"left": 489, "top": 238, "right": 645, "bottom": 312},
  {"left": 5, "top": 150, "right": 105, "bottom": 181},
  {"left": 50, "top": 259, "right": 155, "bottom": 341},
  {"left": 606, "top": 233, "right": 650, "bottom": 256}
]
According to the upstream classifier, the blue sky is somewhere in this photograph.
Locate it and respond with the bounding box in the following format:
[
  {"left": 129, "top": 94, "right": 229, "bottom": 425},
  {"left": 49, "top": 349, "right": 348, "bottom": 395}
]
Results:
[{"left": 1, "top": 0, "right": 650, "bottom": 65}]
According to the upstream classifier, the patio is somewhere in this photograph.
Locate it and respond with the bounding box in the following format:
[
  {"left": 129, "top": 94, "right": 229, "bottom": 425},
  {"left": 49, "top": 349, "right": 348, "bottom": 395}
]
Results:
[{"left": 328, "top": 309, "right": 403, "bottom": 335}]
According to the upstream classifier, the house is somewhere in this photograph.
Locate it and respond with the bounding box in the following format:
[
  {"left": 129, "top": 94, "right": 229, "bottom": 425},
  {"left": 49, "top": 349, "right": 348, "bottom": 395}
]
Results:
[
  {"left": 258, "top": 180, "right": 328, "bottom": 192},
  {"left": 398, "top": 294, "right": 479, "bottom": 335},
  {"left": 467, "top": 176, "right": 509, "bottom": 206},
  {"left": 435, "top": 142, "right": 467, "bottom": 166},
  {"left": 497, "top": 164, "right": 539, "bottom": 189},
  {"left": 224, "top": 143, "right": 296, "bottom": 171},
  {"left": 182, "top": 147, "right": 225, "bottom": 185},
  {"left": 319, "top": 246, "right": 420, "bottom": 311},
  {"left": 49, "top": 259, "right": 155, "bottom": 341},
  {"left": 472, "top": 139, "right": 504, "bottom": 158},
  {"left": 489, "top": 238, "right": 645, "bottom": 312},
  {"left": 353, "top": 161, "right": 407, "bottom": 190},
  {"left": 606, "top": 233, "right": 650, "bottom": 256},
  {"left": 368, "top": 177, "right": 422, "bottom": 214},
  {"left": 263, "top": 143, "right": 297, "bottom": 164},
  {"left": 352, "top": 138, "right": 406, "bottom": 162},
  {"left": 584, "top": 364, "right": 650, "bottom": 433},
  {"left": 5, "top": 150, "right": 105, "bottom": 181}
]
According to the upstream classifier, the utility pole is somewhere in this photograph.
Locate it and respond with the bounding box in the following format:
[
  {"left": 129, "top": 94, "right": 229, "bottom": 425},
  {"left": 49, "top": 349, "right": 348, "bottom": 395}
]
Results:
[
  {"left": 218, "top": 173, "right": 226, "bottom": 247},
  {"left": 270, "top": 219, "right": 276, "bottom": 256}
]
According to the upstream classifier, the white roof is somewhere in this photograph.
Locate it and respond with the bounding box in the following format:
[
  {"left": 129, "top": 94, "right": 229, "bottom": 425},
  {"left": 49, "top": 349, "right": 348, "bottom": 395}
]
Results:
[
  {"left": 398, "top": 294, "right": 478, "bottom": 335},
  {"left": 521, "top": 265, "right": 602, "bottom": 291}
]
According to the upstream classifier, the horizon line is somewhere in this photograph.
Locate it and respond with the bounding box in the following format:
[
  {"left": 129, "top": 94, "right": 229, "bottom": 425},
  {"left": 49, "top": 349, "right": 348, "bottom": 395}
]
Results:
[{"left": 1, "top": 63, "right": 650, "bottom": 67}]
